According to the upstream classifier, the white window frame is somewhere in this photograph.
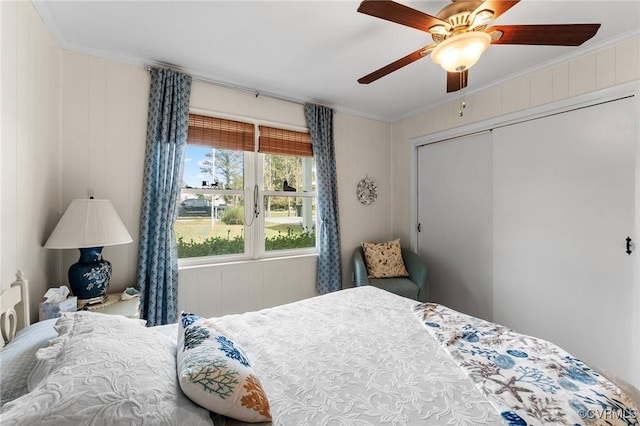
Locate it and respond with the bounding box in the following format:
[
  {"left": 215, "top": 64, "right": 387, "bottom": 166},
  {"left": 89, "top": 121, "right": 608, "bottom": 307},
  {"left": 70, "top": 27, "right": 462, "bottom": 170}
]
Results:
[{"left": 178, "top": 109, "right": 318, "bottom": 267}]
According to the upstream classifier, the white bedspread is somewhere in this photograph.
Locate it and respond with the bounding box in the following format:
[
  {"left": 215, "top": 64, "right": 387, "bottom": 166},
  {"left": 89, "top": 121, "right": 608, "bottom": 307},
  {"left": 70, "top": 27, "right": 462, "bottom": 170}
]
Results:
[
  {"left": 212, "top": 286, "right": 503, "bottom": 425},
  {"left": 4, "top": 286, "right": 561, "bottom": 425}
]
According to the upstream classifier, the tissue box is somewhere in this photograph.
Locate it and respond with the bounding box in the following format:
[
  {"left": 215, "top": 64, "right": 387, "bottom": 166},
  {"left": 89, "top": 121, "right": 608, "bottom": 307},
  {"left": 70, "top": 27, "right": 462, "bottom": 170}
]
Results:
[{"left": 39, "top": 296, "right": 78, "bottom": 321}]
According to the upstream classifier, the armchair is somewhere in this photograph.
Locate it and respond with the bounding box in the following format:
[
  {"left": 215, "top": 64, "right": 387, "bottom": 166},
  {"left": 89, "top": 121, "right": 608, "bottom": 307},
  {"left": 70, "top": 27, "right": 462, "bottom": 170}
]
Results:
[{"left": 352, "top": 247, "right": 429, "bottom": 302}]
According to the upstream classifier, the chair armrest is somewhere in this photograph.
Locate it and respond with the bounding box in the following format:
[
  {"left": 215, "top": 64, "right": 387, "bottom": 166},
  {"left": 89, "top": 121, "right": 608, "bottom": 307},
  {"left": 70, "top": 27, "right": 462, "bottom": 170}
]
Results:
[
  {"left": 401, "top": 248, "right": 429, "bottom": 302},
  {"left": 352, "top": 248, "right": 370, "bottom": 286}
]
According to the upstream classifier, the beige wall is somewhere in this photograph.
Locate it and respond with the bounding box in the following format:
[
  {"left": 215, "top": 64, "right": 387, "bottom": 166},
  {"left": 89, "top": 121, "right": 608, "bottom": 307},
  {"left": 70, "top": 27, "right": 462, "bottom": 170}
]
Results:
[
  {"left": 1, "top": 1, "right": 61, "bottom": 322},
  {"left": 335, "top": 113, "right": 392, "bottom": 286},
  {"left": 60, "top": 52, "right": 149, "bottom": 291}
]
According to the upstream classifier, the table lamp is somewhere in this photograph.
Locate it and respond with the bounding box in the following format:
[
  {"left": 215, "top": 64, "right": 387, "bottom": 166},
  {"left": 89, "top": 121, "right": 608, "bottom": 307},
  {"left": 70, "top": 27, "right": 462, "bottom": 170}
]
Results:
[{"left": 44, "top": 198, "right": 133, "bottom": 307}]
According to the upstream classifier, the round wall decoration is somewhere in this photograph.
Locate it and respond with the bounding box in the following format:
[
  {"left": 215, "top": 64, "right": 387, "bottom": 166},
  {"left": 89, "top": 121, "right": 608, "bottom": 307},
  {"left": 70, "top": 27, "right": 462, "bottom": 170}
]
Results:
[{"left": 357, "top": 176, "right": 377, "bottom": 205}]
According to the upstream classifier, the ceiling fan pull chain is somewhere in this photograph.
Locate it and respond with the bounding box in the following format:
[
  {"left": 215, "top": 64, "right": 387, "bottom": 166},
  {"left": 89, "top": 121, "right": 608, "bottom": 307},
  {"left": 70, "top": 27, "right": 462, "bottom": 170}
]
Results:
[{"left": 459, "top": 72, "right": 466, "bottom": 117}]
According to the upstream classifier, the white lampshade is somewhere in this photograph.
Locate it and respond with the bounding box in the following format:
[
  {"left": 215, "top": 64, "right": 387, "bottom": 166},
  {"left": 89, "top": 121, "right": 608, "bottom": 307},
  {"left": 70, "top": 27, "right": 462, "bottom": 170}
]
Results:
[
  {"left": 431, "top": 31, "right": 492, "bottom": 73},
  {"left": 45, "top": 199, "right": 133, "bottom": 249}
]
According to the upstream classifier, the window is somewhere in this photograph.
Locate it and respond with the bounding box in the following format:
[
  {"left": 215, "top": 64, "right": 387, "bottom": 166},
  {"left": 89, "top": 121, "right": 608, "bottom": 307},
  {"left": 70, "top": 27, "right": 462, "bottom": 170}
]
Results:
[{"left": 176, "top": 114, "right": 316, "bottom": 263}]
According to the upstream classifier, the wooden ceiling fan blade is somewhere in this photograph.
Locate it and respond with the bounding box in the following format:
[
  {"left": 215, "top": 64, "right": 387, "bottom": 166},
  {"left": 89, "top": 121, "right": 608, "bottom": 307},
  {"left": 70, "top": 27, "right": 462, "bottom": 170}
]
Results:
[
  {"left": 471, "top": 1, "right": 520, "bottom": 23},
  {"left": 447, "top": 70, "right": 468, "bottom": 93},
  {"left": 489, "top": 24, "right": 601, "bottom": 46},
  {"left": 358, "top": 45, "right": 433, "bottom": 84},
  {"left": 357, "top": 0, "right": 448, "bottom": 33}
]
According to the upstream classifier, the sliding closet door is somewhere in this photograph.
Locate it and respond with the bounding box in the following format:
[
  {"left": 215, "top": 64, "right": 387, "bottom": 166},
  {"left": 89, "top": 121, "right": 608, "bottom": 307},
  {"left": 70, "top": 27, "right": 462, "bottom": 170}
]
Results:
[
  {"left": 493, "top": 96, "right": 637, "bottom": 384},
  {"left": 417, "top": 132, "right": 493, "bottom": 320}
]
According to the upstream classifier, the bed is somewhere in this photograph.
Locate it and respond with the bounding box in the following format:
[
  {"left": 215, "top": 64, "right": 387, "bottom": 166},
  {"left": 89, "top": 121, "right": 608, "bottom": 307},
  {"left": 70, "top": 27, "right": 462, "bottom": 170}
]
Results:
[{"left": 1, "top": 271, "right": 638, "bottom": 426}]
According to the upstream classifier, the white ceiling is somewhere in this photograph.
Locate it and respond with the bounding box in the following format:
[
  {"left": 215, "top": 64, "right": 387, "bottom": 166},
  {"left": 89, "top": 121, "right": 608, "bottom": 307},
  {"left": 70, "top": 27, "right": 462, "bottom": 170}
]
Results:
[{"left": 33, "top": 1, "right": 640, "bottom": 122}]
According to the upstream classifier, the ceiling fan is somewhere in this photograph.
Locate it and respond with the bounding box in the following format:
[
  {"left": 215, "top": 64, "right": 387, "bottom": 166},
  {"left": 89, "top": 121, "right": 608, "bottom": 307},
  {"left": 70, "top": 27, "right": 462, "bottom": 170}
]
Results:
[{"left": 357, "top": 0, "right": 601, "bottom": 93}]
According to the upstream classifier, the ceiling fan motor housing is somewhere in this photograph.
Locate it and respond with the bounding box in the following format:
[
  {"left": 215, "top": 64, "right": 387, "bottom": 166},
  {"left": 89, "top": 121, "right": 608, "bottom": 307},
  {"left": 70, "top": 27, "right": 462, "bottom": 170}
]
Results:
[{"left": 431, "top": 1, "right": 493, "bottom": 43}]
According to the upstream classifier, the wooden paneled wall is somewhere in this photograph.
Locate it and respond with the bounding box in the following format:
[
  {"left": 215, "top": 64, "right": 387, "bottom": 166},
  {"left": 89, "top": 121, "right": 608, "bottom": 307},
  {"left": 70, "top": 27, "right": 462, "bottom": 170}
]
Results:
[
  {"left": 178, "top": 255, "right": 317, "bottom": 318},
  {"left": 1, "top": 1, "right": 61, "bottom": 322}
]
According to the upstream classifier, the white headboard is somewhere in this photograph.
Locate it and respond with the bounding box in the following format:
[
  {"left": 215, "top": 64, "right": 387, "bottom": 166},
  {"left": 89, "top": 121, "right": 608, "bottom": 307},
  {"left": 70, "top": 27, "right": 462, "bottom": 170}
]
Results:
[{"left": 0, "top": 271, "right": 30, "bottom": 348}]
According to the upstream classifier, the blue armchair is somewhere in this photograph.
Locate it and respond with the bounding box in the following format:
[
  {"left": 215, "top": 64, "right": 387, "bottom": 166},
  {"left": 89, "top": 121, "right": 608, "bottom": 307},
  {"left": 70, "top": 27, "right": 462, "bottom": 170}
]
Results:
[{"left": 352, "top": 247, "right": 429, "bottom": 302}]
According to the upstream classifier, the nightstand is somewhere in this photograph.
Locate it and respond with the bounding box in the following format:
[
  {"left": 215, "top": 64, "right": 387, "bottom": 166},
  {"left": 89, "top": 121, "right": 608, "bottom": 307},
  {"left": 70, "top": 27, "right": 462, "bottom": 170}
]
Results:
[{"left": 83, "top": 293, "right": 141, "bottom": 319}]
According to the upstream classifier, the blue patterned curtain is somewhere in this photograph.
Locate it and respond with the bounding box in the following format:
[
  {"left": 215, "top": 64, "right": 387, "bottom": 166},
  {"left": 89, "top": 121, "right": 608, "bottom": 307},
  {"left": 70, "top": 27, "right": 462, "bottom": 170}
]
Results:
[
  {"left": 304, "top": 104, "right": 342, "bottom": 294},
  {"left": 137, "top": 68, "right": 192, "bottom": 326}
]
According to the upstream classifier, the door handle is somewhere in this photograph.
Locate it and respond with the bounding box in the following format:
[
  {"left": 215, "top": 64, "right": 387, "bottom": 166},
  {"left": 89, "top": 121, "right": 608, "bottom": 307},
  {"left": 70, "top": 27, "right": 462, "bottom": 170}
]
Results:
[{"left": 626, "top": 237, "right": 634, "bottom": 255}]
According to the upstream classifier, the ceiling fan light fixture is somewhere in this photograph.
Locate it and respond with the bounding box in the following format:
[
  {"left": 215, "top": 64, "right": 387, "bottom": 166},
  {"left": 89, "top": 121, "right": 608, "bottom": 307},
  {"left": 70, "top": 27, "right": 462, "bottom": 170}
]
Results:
[
  {"left": 429, "top": 24, "right": 448, "bottom": 35},
  {"left": 431, "top": 31, "right": 491, "bottom": 73},
  {"left": 470, "top": 10, "right": 494, "bottom": 28}
]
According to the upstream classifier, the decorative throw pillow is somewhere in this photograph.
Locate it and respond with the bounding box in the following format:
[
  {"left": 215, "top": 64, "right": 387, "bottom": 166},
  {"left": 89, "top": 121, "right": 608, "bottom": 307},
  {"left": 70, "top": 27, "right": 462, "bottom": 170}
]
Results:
[
  {"left": 177, "top": 312, "right": 272, "bottom": 423},
  {"left": 361, "top": 238, "right": 409, "bottom": 278}
]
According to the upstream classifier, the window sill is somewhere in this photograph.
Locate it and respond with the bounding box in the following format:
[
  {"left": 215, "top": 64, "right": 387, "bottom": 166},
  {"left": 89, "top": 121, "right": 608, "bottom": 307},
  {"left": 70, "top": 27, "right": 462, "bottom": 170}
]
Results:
[{"left": 178, "top": 252, "right": 318, "bottom": 271}]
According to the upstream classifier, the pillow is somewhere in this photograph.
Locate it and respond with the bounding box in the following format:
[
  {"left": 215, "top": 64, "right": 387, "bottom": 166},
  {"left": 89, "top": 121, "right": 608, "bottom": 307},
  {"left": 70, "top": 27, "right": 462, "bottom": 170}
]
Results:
[
  {"left": 26, "top": 313, "right": 148, "bottom": 393},
  {"left": 361, "top": 238, "right": 409, "bottom": 278},
  {"left": 24, "top": 313, "right": 147, "bottom": 394},
  {"left": 0, "top": 319, "right": 58, "bottom": 408},
  {"left": 0, "top": 311, "right": 212, "bottom": 425},
  {"left": 177, "top": 312, "right": 271, "bottom": 423}
]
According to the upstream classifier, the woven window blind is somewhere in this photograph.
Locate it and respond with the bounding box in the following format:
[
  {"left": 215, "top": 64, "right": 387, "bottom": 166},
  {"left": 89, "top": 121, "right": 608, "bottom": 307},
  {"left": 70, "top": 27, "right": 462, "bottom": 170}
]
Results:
[
  {"left": 187, "top": 114, "right": 255, "bottom": 151},
  {"left": 259, "top": 125, "right": 313, "bottom": 157}
]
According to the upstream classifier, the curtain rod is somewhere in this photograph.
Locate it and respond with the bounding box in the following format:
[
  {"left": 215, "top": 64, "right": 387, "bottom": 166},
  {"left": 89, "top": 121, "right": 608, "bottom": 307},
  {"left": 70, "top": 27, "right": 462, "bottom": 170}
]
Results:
[{"left": 144, "top": 66, "right": 331, "bottom": 110}]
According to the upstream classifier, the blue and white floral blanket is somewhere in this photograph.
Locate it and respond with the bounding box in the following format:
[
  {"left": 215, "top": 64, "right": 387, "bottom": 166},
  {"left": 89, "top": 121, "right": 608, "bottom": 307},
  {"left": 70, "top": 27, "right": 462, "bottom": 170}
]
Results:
[{"left": 414, "top": 303, "right": 639, "bottom": 426}]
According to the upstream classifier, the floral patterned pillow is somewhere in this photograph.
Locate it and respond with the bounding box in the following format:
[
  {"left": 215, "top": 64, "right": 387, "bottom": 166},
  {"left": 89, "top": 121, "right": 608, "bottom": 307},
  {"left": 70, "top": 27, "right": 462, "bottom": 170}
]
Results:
[
  {"left": 177, "top": 312, "right": 271, "bottom": 423},
  {"left": 362, "top": 238, "right": 409, "bottom": 278}
]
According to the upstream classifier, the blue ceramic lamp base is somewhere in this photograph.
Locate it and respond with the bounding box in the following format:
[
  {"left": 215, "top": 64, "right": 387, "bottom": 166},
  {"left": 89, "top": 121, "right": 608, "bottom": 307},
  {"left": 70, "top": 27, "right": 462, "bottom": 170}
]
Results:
[{"left": 68, "top": 247, "right": 112, "bottom": 307}]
